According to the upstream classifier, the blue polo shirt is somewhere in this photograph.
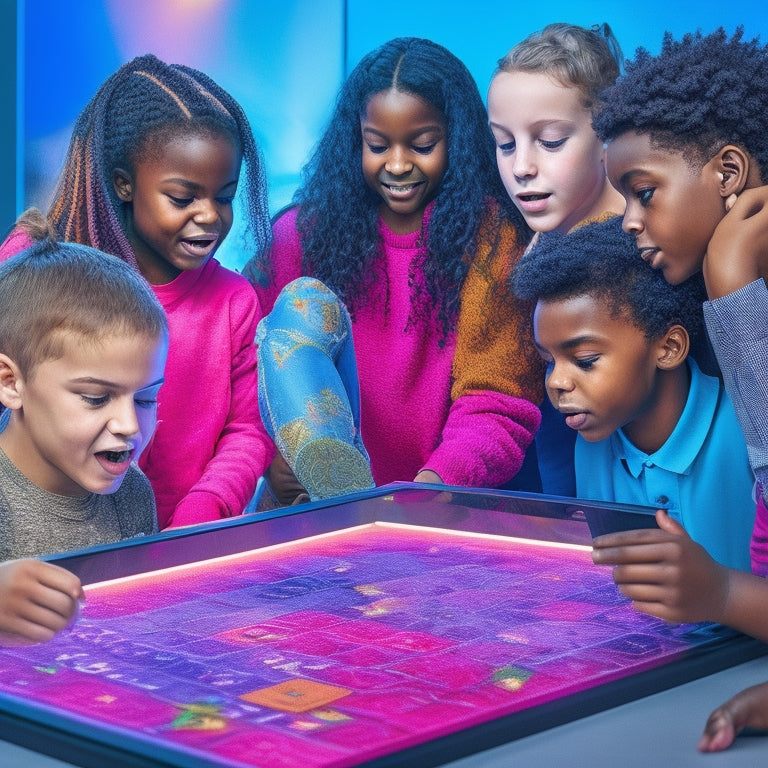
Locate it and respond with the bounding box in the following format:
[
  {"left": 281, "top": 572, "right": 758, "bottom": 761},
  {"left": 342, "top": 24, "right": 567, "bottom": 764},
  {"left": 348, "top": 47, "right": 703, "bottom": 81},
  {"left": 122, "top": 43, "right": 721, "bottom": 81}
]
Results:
[{"left": 575, "top": 358, "right": 755, "bottom": 571}]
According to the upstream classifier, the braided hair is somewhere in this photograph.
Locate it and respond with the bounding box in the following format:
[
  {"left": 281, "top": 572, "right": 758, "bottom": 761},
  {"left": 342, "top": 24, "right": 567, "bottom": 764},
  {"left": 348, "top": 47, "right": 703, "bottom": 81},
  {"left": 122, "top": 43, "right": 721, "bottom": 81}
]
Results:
[
  {"left": 246, "top": 37, "right": 526, "bottom": 340},
  {"left": 45, "top": 54, "right": 271, "bottom": 269},
  {"left": 593, "top": 27, "right": 768, "bottom": 180}
]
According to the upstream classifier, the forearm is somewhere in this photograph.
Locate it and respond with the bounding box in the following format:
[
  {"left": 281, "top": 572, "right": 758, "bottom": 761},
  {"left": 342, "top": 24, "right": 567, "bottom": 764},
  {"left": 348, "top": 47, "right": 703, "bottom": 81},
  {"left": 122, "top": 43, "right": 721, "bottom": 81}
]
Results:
[
  {"left": 423, "top": 390, "right": 541, "bottom": 488},
  {"left": 718, "top": 568, "right": 768, "bottom": 643}
]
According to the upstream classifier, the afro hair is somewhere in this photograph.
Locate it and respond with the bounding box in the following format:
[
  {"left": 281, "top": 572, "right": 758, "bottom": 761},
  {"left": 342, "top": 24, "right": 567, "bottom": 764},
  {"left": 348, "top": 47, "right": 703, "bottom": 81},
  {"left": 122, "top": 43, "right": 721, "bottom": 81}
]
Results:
[
  {"left": 512, "top": 216, "right": 706, "bottom": 341},
  {"left": 593, "top": 27, "right": 768, "bottom": 179}
]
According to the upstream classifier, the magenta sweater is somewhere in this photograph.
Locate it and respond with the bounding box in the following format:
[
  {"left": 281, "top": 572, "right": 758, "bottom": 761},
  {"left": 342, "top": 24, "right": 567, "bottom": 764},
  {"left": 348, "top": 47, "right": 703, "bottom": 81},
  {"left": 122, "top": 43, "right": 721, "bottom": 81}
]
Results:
[
  {"left": 0, "top": 232, "right": 273, "bottom": 528},
  {"left": 254, "top": 206, "right": 540, "bottom": 487}
]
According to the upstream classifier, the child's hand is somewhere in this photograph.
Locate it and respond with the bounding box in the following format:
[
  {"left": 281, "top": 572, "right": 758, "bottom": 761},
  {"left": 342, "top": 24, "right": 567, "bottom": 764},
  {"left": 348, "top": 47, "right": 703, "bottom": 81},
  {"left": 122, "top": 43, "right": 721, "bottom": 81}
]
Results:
[
  {"left": 705, "top": 185, "right": 768, "bottom": 299},
  {"left": 591, "top": 509, "right": 730, "bottom": 623},
  {"left": 413, "top": 469, "right": 443, "bottom": 485},
  {"left": 0, "top": 559, "right": 84, "bottom": 646},
  {"left": 698, "top": 680, "right": 768, "bottom": 752},
  {"left": 266, "top": 453, "right": 310, "bottom": 506}
]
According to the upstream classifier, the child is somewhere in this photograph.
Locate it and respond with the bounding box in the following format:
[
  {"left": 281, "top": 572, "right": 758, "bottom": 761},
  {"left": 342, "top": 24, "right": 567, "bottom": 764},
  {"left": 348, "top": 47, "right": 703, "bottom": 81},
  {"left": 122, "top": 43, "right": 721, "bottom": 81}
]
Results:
[
  {"left": 0, "top": 54, "right": 274, "bottom": 529},
  {"left": 246, "top": 37, "right": 543, "bottom": 501},
  {"left": 588, "top": 28, "right": 768, "bottom": 751},
  {"left": 0, "top": 239, "right": 167, "bottom": 645},
  {"left": 512, "top": 216, "right": 755, "bottom": 571},
  {"left": 486, "top": 23, "right": 627, "bottom": 496}
]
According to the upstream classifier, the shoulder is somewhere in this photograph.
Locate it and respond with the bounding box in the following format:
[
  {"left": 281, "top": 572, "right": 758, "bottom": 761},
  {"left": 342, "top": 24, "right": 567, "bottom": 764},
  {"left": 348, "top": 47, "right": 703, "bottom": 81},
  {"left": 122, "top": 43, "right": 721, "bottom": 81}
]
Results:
[
  {"left": 272, "top": 204, "right": 300, "bottom": 234},
  {"left": 201, "top": 259, "right": 260, "bottom": 309},
  {"left": 115, "top": 466, "right": 157, "bottom": 531},
  {"left": 476, "top": 199, "right": 528, "bottom": 263},
  {"left": 119, "top": 465, "right": 155, "bottom": 498}
]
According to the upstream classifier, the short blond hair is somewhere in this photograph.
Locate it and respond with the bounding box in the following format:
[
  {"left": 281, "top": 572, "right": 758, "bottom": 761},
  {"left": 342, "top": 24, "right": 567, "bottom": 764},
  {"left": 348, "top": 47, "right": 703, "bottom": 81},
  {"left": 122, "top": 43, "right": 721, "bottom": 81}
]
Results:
[{"left": 0, "top": 240, "right": 167, "bottom": 376}]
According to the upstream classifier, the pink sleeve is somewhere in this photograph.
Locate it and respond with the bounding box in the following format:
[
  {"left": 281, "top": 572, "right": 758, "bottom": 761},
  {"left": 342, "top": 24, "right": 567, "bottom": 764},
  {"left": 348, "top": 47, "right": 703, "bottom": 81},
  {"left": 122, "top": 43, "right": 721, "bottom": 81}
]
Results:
[
  {"left": 169, "top": 287, "right": 275, "bottom": 528},
  {"left": 0, "top": 229, "right": 35, "bottom": 262},
  {"left": 751, "top": 491, "right": 768, "bottom": 577},
  {"left": 422, "top": 389, "right": 542, "bottom": 488}
]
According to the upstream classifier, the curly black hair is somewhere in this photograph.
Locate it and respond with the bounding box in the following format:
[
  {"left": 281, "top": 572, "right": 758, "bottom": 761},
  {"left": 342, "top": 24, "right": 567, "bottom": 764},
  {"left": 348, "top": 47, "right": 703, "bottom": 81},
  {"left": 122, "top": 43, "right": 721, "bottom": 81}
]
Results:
[
  {"left": 512, "top": 216, "right": 706, "bottom": 341},
  {"left": 247, "top": 37, "right": 527, "bottom": 339},
  {"left": 593, "top": 27, "right": 768, "bottom": 179}
]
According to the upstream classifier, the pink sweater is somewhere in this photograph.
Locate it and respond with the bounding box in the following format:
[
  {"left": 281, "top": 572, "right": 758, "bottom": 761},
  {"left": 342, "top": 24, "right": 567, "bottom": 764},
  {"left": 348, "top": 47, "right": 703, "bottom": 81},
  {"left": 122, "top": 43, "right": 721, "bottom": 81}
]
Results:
[
  {"left": 0, "top": 232, "right": 273, "bottom": 528},
  {"left": 254, "top": 206, "right": 540, "bottom": 487}
]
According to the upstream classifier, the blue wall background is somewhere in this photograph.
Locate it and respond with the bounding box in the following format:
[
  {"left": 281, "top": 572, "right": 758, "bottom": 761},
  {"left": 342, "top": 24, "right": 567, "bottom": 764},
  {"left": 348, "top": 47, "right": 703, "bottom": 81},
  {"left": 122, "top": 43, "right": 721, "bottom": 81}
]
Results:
[{"left": 8, "top": 0, "right": 766, "bottom": 270}]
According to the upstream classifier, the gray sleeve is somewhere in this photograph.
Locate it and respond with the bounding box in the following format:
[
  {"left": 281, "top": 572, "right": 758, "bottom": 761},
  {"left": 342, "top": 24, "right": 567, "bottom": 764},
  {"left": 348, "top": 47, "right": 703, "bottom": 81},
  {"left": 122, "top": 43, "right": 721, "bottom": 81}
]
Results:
[{"left": 703, "top": 279, "right": 768, "bottom": 491}]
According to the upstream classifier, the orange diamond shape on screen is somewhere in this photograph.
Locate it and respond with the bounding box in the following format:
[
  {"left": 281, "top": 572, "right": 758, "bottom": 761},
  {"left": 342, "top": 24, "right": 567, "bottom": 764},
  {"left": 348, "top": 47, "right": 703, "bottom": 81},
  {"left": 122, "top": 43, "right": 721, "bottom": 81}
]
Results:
[{"left": 241, "top": 679, "right": 351, "bottom": 713}]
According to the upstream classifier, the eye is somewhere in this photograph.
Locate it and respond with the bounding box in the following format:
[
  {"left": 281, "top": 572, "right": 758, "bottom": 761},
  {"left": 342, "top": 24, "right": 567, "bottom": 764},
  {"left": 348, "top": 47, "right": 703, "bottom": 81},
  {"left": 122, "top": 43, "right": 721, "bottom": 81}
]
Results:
[
  {"left": 539, "top": 138, "right": 567, "bottom": 151},
  {"left": 575, "top": 356, "right": 599, "bottom": 371},
  {"left": 215, "top": 195, "right": 235, "bottom": 206},
  {"left": 412, "top": 143, "right": 437, "bottom": 155},
  {"left": 82, "top": 394, "right": 109, "bottom": 407},
  {"left": 366, "top": 143, "right": 387, "bottom": 155},
  {"left": 497, "top": 140, "right": 516, "bottom": 154},
  {"left": 135, "top": 397, "right": 158, "bottom": 410},
  {"left": 636, "top": 188, "right": 655, "bottom": 206},
  {"left": 168, "top": 195, "right": 193, "bottom": 207}
]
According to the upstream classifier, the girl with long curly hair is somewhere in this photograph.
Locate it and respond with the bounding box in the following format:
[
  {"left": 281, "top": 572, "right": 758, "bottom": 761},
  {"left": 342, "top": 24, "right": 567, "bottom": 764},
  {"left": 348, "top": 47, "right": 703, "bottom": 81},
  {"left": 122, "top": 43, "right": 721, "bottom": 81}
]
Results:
[{"left": 247, "top": 37, "right": 544, "bottom": 503}]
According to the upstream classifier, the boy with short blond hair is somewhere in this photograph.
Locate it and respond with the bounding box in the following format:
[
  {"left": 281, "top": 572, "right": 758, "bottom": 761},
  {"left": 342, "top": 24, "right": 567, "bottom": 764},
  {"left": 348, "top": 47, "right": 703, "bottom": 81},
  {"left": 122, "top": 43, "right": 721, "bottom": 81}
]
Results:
[{"left": 0, "top": 239, "right": 167, "bottom": 645}]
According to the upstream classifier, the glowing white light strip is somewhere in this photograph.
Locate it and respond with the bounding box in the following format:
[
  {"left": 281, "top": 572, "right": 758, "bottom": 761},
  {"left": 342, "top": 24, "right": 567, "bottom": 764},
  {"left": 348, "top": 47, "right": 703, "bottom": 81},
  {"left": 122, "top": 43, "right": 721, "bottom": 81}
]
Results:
[{"left": 84, "top": 520, "right": 589, "bottom": 592}]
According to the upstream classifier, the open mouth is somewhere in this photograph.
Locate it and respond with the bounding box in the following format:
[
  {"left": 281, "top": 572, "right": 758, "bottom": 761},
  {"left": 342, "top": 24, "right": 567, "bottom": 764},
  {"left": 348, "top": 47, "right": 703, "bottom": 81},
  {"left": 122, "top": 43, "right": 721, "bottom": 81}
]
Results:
[
  {"left": 99, "top": 449, "right": 133, "bottom": 464},
  {"left": 382, "top": 182, "right": 423, "bottom": 197},
  {"left": 560, "top": 411, "right": 589, "bottom": 430},
  {"left": 180, "top": 237, "right": 218, "bottom": 257},
  {"left": 519, "top": 193, "right": 549, "bottom": 202}
]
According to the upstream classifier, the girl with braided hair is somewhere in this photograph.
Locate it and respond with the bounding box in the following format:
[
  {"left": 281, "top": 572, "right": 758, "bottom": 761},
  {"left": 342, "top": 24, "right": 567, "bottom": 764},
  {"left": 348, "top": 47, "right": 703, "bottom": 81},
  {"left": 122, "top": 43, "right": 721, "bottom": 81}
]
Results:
[
  {"left": 246, "top": 37, "right": 544, "bottom": 504},
  {"left": 0, "top": 54, "right": 274, "bottom": 529}
]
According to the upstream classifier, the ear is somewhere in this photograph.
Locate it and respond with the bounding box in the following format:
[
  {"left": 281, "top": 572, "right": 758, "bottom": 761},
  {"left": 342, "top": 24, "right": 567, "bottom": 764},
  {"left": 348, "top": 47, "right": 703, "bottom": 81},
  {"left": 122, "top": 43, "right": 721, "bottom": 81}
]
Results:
[
  {"left": 655, "top": 325, "right": 689, "bottom": 371},
  {"left": 0, "top": 354, "right": 25, "bottom": 410},
  {"left": 112, "top": 168, "right": 134, "bottom": 202},
  {"left": 713, "top": 145, "right": 750, "bottom": 199}
]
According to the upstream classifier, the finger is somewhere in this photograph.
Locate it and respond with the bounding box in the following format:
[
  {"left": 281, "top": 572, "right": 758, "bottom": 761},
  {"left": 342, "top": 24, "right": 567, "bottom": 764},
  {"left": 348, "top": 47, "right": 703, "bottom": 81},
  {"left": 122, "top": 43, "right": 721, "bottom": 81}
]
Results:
[
  {"left": 0, "top": 609, "right": 70, "bottom": 646},
  {"left": 655, "top": 509, "right": 687, "bottom": 537},
  {"left": 698, "top": 683, "right": 768, "bottom": 753},
  {"left": 593, "top": 526, "right": 668, "bottom": 550},
  {"left": 18, "top": 595, "right": 79, "bottom": 628},
  {"left": 592, "top": 540, "right": 675, "bottom": 565},
  {"left": 699, "top": 706, "right": 738, "bottom": 752},
  {"left": 31, "top": 562, "right": 83, "bottom": 602}
]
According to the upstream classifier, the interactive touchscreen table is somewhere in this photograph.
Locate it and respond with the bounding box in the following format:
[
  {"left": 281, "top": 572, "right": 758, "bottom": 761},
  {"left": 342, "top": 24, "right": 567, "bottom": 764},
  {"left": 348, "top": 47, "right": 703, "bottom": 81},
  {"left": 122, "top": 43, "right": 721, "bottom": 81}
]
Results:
[{"left": 0, "top": 484, "right": 764, "bottom": 768}]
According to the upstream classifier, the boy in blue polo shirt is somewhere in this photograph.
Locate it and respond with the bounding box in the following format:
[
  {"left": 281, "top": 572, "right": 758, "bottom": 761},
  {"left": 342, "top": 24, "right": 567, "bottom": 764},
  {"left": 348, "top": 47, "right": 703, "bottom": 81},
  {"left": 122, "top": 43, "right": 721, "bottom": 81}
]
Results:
[{"left": 512, "top": 216, "right": 755, "bottom": 571}]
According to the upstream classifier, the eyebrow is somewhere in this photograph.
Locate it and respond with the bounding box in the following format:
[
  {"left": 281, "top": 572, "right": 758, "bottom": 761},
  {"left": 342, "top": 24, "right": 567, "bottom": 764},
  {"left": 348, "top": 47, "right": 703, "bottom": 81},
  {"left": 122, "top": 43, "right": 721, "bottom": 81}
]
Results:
[
  {"left": 618, "top": 169, "right": 646, "bottom": 187},
  {"left": 162, "top": 178, "right": 239, "bottom": 192},
  {"left": 361, "top": 125, "right": 444, "bottom": 139},
  {"left": 536, "top": 334, "right": 603, "bottom": 355},
  {"left": 71, "top": 377, "right": 165, "bottom": 388}
]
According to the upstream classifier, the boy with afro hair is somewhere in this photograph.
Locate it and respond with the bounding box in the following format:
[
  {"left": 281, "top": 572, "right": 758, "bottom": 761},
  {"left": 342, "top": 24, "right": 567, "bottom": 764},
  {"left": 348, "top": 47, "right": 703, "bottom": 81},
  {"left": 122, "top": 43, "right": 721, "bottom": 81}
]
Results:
[
  {"left": 590, "top": 28, "right": 768, "bottom": 752},
  {"left": 512, "top": 216, "right": 754, "bottom": 572}
]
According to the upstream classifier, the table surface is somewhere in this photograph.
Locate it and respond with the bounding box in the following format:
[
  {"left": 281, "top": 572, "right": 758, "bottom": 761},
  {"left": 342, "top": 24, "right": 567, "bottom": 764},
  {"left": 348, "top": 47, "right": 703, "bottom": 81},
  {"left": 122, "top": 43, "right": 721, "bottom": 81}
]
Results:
[{"left": 5, "top": 655, "right": 768, "bottom": 768}]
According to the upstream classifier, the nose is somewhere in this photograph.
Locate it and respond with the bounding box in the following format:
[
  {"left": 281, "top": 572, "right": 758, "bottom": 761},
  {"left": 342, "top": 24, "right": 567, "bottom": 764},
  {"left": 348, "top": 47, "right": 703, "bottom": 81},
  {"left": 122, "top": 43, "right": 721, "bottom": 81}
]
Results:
[
  {"left": 545, "top": 360, "right": 574, "bottom": 397},
  {"left": 192, "top": 198, "right": 219, "bottom": 225},
  {"left": 385, "top": 147, "right": 413, "bottom": 177},
  {"left": 621, "top": 201, "right": 644, "bottom": 237},
  {"left": 108, "top": 398, "right": 140, "bottom": 440},
  {"left": 512, "top": 144, "right": 536, "bottom": 180}
]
